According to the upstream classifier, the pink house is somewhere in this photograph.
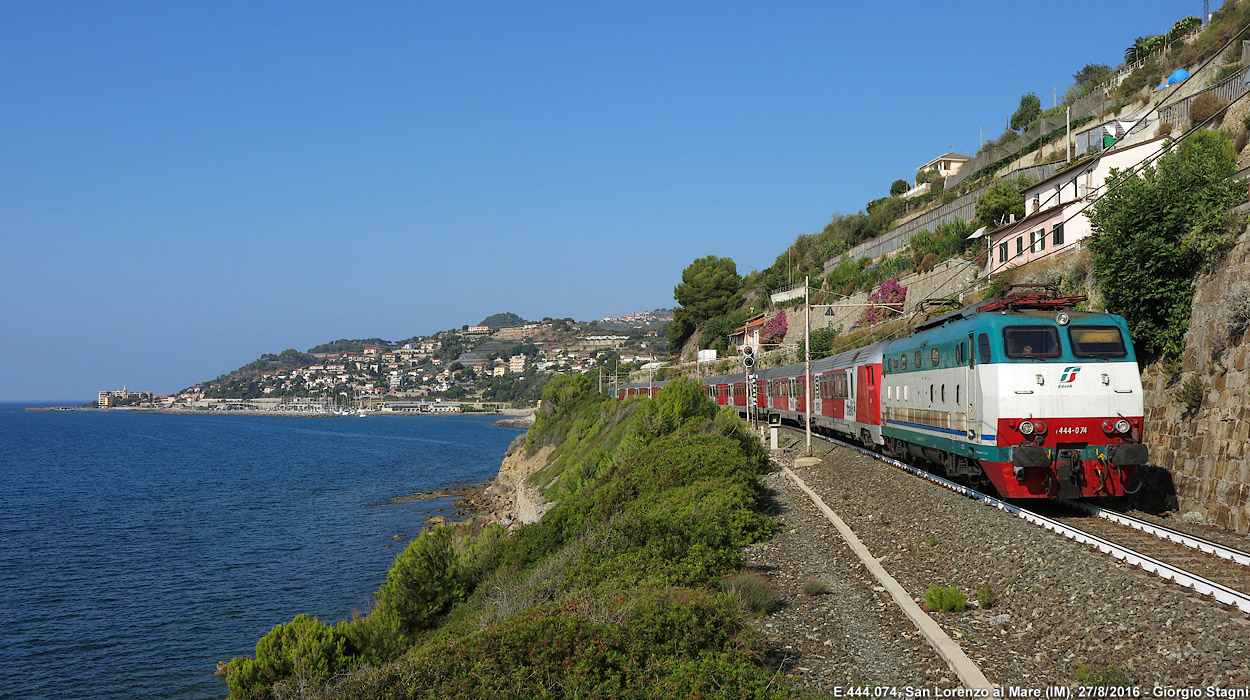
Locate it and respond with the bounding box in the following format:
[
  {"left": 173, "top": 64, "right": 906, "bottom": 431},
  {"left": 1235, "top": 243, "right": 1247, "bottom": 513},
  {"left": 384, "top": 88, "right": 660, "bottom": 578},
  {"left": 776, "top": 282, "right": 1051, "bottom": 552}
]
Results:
[{"left": 728, "top": 313, "right": 767, "bottom": 351}]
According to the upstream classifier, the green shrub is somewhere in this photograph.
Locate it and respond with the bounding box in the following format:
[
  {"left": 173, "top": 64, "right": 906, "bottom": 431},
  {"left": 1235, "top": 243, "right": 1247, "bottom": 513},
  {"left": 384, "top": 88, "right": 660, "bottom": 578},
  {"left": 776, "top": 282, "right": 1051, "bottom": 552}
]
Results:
[
  {"left": 1088, "top": 129, "right": 1243, "bottom": 363},
  {"left": 374, "top": 526, "right": 468, "bottom": 636},
  {"left": 226, "top": 615, "right": 356, "bottom": 700},
  {"left": 923, "top": 585, "right": 967, "bottom": 612},
  {"left": 925, "top": 534, "right": 938, "bottom": 547},
  {"left": 976, "top": 584, "right": 999, "bottom": 609},
  {"left": 1174, "top": 375, "right": 1207, "bottom": 413},
  {"left": 721, "top": 571, "right": 779, "bottom": 614},
  {"left": 329, "top": 592, "right": 780, "bottom": 699},
  {"left": 802, "top": 580, "right": 832, "bottom": 596}
]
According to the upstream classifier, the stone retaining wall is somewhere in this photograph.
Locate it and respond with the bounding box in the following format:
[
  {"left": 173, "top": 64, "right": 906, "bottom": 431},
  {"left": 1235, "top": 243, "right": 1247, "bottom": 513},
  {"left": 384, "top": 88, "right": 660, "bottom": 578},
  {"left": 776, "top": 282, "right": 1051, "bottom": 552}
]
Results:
[{"left": 1140, "top": 225, "right": 1250, "bottom": 532}]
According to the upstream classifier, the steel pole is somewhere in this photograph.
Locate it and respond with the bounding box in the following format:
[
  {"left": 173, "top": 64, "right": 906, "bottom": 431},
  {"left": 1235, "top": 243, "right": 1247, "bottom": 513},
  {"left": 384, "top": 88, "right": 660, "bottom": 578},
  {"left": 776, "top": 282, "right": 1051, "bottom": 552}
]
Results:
[{"left": 805, "top": 276, "right": 812, "bottom": 457}]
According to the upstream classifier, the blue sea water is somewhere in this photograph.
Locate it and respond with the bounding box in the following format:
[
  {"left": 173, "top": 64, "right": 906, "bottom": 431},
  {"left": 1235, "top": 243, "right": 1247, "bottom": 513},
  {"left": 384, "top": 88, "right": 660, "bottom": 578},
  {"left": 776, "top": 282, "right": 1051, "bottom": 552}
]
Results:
[{"left": 0, "top": 403, "right": 522, "bottom": 700}]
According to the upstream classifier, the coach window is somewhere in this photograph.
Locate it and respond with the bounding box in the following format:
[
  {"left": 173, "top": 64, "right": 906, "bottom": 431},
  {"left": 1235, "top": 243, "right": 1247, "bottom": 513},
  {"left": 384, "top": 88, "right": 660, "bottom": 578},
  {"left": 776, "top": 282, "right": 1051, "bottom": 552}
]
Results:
[
  {"left": 1069, "top": 325, "right": 1128, "bottom": 358},
  {"left": 1003, "top": 326, "right": 1061, "bottom": 359},
  {"left": 954, "top": 343, "right": 964, "bottom": 365},
  {"left": 901, "top": 354, "right": 907, "bottom": 370},
  {"left": 931, "top": 348, "right": 939, "bottom": 366},
  {"left": 914, "top": 351, "right": 921, "bottom": 368},
  {"left": 977, "top": 333, "right": 992, "bottom": 363}
]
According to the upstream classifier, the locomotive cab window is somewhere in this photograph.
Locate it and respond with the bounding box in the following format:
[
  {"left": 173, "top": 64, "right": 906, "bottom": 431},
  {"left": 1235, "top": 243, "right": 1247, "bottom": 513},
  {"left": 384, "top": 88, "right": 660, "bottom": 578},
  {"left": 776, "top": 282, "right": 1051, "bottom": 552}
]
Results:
[
  {"left": 1003, "top": 326, "right": 1061, "bottom": 359},
  {"left": 977, "top": 333, "right": 992, "bottom": 363},
  {"left": 1069, "top": 325, "right": 1128, "bottom": 358}
]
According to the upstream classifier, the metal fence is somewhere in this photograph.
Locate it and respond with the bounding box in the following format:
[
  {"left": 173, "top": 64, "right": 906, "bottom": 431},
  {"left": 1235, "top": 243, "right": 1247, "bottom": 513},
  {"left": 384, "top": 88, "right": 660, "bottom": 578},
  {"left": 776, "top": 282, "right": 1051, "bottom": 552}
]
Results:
[
  {"left": 946, "top": 90, "right": 1113, "bottom": 190},
  {"left": 1157, "top": 68, "right": 1249, "bottom": 127}
]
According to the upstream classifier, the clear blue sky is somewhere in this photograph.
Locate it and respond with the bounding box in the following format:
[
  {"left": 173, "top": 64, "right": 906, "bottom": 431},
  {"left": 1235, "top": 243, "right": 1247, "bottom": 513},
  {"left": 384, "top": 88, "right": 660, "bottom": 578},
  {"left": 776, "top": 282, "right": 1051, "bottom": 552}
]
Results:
[{"left": 1, "top": 1, "right": 1215, "bottom": 401}]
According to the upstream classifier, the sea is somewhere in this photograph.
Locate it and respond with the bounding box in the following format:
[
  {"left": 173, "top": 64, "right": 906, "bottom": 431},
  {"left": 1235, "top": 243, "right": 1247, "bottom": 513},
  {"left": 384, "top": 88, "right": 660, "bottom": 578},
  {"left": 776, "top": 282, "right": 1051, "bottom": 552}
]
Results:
[{"left": 0, "top": 403, "right": 523, "bottom": 700}]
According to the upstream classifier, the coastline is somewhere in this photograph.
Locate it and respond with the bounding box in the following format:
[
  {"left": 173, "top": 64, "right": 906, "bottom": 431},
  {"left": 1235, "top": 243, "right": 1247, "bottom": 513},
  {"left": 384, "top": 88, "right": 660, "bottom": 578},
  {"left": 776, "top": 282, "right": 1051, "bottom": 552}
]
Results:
[{"left": 25, "top": 406, "right": 539, "bottom": 421}]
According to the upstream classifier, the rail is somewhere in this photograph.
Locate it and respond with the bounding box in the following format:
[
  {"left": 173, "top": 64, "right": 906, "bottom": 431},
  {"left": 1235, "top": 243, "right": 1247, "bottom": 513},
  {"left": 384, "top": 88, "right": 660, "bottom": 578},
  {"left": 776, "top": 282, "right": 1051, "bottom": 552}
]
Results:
[
  {"left": 1057, "top": 500, "right": 1250, "bottom": 567},
  {"left": 803, "top": 430, "right": 1250, "bottom": 614}
]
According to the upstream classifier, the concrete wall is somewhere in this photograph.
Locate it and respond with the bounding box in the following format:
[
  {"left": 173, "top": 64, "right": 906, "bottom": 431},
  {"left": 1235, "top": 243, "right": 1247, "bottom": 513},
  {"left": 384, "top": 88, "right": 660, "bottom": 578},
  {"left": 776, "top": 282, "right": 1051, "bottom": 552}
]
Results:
[{"left": 1140, "top": 223, "right": 1250, "bottom": 532}]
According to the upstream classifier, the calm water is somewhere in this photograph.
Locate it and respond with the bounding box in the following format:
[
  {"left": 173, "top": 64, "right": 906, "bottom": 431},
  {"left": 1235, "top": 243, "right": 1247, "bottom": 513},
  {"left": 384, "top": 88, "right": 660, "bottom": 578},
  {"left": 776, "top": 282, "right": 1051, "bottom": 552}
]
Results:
[{"left": 0, "top": 404, "right": 522, "bottom": 700}]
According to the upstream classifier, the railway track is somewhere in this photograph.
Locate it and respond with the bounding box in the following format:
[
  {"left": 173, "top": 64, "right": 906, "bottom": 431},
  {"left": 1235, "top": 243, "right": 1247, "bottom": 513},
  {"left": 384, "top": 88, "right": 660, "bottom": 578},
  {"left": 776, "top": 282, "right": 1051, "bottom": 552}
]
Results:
[{"left": 797, "top": 429, "right": 1250, "bottom": 614}]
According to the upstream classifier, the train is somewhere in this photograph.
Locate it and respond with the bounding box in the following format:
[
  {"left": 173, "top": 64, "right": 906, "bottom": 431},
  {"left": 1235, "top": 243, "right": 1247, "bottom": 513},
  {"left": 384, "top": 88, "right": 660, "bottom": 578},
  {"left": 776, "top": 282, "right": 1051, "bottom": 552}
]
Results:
[{"left": 616, "top": 291, "right": 1149, "bottom": 500}]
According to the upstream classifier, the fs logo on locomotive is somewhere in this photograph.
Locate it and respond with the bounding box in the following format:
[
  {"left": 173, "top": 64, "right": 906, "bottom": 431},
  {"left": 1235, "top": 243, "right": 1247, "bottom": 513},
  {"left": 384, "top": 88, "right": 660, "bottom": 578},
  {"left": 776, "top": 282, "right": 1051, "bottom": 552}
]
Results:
[{"left": 1059, "top": 366, "right": 1081, "bottom": 386}]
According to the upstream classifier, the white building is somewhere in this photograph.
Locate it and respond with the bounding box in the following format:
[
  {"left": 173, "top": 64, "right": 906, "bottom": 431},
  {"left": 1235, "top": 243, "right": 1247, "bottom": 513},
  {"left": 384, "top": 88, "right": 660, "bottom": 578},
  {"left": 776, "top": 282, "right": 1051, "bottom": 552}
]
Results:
[
  {"left": 980, "top": 136, "right": 1167, "bottom": 278},
  {"left": 509, "top": 354, "right": 527, "bottom": 373}
]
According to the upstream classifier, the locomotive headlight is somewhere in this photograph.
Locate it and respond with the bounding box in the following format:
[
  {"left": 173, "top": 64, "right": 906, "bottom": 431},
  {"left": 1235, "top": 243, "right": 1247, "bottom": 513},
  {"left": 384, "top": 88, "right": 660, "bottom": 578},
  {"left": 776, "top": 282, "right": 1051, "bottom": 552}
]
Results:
[
  {"left": 1056, "top": 312, "right": 1070, "bottom": 326},
  {"left": 1019, "top": 420, "right": 1035, "bottom": 435},
  {"left": 1115, "top": 418, "right": 1131, "bottom": 434}
]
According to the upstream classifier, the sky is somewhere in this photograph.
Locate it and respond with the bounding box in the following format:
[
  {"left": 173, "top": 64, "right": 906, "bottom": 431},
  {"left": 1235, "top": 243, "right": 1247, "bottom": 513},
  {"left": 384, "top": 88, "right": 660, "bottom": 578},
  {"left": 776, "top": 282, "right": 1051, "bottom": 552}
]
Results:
[{"left": 1, "top": 1, "right": 1218, "bottom": 401}]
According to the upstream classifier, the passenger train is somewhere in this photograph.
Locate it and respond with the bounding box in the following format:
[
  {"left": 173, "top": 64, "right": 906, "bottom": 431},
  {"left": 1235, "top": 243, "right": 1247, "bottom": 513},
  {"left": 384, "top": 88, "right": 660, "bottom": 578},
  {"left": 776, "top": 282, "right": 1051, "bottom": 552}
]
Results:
[{"left": 616, "top": 292, "right": 1149, "bottom": 500}]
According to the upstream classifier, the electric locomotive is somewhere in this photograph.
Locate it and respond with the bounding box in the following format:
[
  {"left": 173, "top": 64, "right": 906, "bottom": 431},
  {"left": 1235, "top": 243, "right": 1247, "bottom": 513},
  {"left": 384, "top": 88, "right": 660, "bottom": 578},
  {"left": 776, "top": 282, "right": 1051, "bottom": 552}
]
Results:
[{"left": 881, "top": 292, "right": 1147, "bottom": 499}]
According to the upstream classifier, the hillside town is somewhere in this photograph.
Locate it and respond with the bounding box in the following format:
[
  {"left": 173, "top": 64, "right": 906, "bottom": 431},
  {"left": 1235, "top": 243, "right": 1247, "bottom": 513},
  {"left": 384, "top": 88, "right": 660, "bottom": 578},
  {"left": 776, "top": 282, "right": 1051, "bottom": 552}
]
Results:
[{"left": 97, "top": 314, "right": 669, "bottom": 413}]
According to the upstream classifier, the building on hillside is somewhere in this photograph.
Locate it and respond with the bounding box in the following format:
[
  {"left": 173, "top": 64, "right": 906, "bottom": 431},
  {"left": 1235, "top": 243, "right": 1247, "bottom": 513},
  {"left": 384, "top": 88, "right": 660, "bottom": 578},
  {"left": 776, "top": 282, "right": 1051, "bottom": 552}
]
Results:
[
  {"left": 494, "top": 326, "right": 530, "bottom": 340},
  {"left": 916, "top": 152, "right": 971, "bottom": 180},
  {"left": 728, "top": 313, "right": 767, "bottom": 352},
  {"left": 580, "top": 335, "right": 628, "bottom": 348},
  {"left": 978, "top": 136, "right": 1167, "bottom": 278},
  {"left": 466, "top": 325, "right": 491, "bottom": 334},
  {"left": 508, "top": 354, "right": 527, "bottom": 373}
]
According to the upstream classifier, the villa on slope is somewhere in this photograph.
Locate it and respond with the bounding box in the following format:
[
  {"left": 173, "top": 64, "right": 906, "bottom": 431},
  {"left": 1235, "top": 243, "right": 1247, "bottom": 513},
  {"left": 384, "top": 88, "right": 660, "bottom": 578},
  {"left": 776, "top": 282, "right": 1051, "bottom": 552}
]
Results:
[{"left": 976, "top": 136, "right": 1167, "bottom": 278}]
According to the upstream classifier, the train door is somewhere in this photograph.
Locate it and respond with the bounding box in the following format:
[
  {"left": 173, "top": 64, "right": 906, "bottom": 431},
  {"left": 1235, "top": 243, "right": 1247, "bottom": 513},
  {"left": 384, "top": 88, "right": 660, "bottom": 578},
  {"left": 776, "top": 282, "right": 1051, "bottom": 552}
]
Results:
[
  {"left": 966, "top": 333, "right": 979, "bottom": 441},
  {"left": 855, "top": 364, "right": 878, "bottom": 425},
  {"left": 845, "top": 368, "right": 856, "bottom": 422}
]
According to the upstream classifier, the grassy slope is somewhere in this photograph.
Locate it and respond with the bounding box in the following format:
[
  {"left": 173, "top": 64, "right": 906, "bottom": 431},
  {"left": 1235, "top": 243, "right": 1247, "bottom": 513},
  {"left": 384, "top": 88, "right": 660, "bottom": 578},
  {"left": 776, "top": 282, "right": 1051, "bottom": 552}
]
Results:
[{"left": 228, "top": 374, "right": 803, "bottom": 700}]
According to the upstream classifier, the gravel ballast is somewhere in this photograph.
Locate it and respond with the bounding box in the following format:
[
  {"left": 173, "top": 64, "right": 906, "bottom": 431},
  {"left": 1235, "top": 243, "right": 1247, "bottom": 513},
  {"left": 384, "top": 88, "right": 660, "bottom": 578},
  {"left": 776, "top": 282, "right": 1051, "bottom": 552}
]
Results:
[{"left": 751, "top": 431, "right": 1250, "bottom": 692}]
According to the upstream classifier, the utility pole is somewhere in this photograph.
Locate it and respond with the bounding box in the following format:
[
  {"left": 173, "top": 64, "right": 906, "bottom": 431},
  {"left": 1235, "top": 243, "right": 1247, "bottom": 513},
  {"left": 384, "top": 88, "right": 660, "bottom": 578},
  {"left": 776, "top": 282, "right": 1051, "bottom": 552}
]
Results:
[
  {"left": 1066, "top": 106, "right": 1072, "bottom": 163},
  {"left": 795, "top": 277, "right": 819, "bottom": 468},
  {"left": 804, "top": 276, "right": 812, "bottom": 457}
]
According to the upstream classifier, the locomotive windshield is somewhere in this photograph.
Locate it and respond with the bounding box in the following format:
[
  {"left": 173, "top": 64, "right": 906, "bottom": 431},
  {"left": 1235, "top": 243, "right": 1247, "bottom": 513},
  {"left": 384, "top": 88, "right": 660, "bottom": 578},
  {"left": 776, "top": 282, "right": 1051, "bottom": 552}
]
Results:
[
  {"left": 1068, "top": 325, "right": 1128, "bottom": 358},
  {"left": 1003, "top": 326, "right": 1061, "bottom": 359}
]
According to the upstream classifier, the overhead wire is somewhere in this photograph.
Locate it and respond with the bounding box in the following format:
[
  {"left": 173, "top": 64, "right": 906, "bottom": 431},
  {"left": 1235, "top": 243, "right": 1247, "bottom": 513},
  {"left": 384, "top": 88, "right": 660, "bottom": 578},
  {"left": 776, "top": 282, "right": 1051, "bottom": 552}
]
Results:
[{"left": 984, "top": 15, "right": 1250, "bottom": 264}]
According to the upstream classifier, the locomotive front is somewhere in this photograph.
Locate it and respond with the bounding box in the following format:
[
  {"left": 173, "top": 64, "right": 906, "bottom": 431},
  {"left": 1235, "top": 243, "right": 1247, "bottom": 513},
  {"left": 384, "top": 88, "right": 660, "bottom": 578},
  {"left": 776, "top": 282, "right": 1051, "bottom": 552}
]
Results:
[{"left": 974, "top": 304, "right": 1148, "bottom": 499}]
